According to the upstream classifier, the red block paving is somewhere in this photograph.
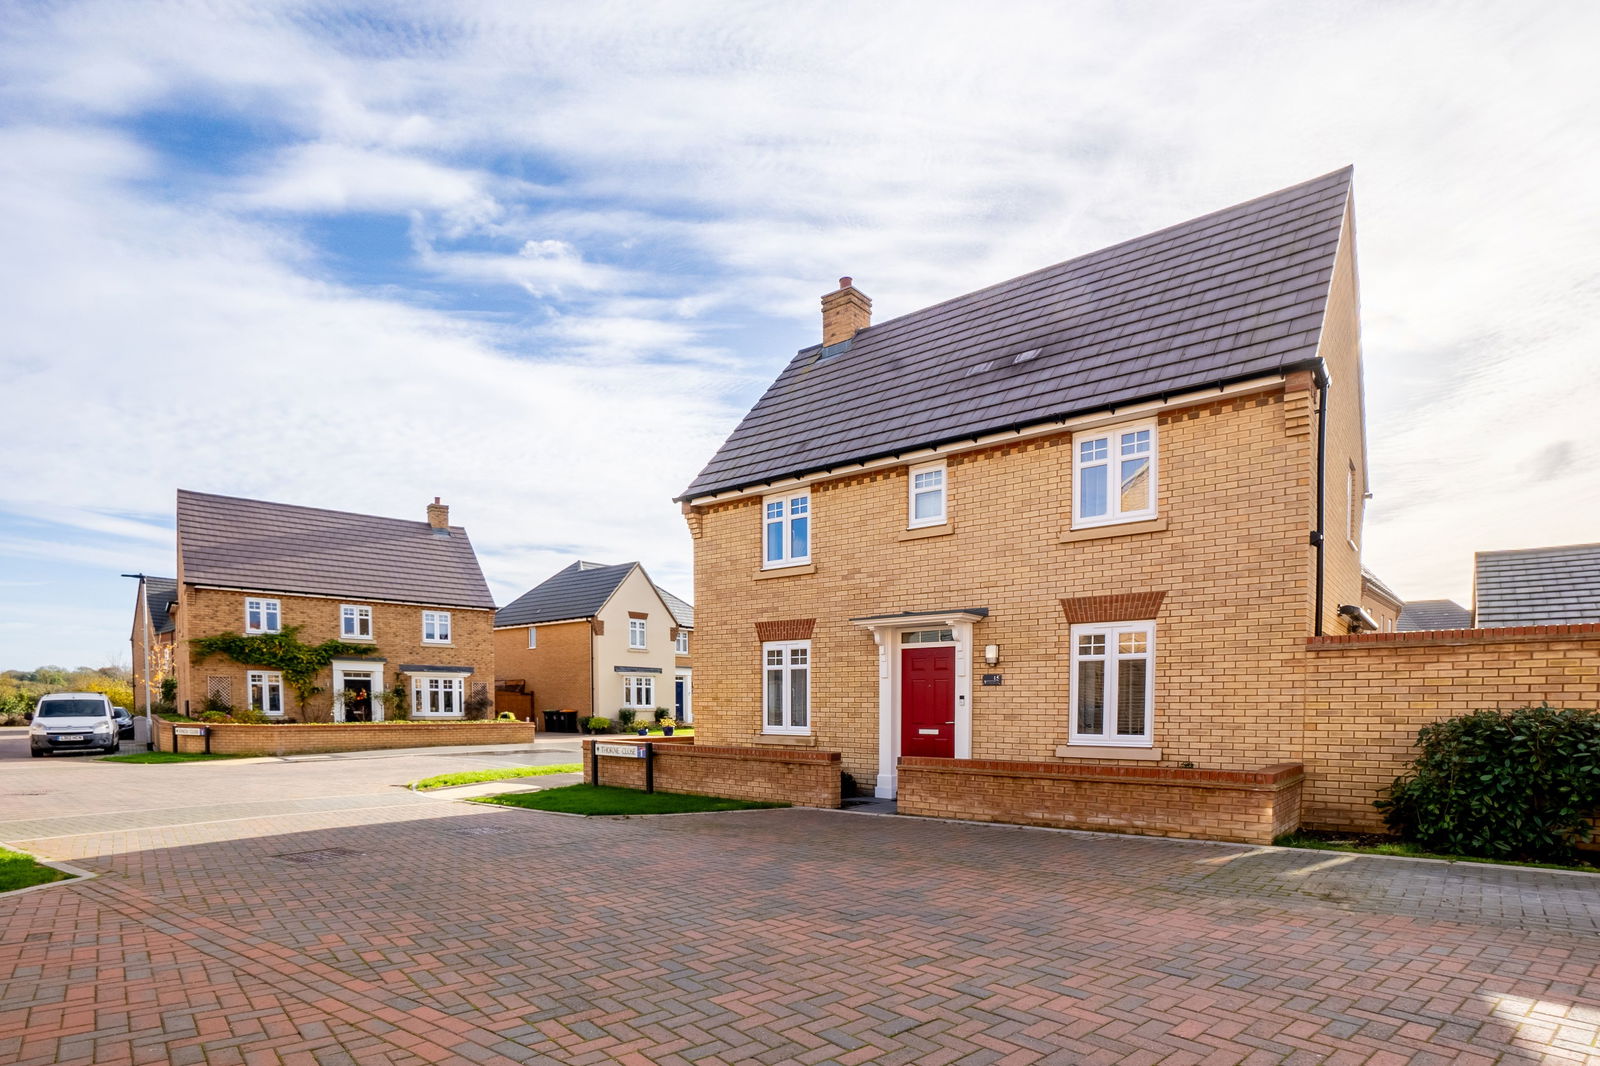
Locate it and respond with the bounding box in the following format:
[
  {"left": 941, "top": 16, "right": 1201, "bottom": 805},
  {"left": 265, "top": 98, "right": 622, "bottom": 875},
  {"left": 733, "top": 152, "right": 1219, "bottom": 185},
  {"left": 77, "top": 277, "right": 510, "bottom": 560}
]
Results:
[{"left": 1, "top": 748, "right": 1598, "bottom": 1065}]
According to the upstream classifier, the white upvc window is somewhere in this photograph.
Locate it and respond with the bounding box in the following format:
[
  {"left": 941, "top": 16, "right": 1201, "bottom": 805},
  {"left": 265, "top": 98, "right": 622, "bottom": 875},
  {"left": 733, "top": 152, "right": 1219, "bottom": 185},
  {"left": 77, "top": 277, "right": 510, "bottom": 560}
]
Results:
[
  {"left": 1073, "top": 422, "right": 1157, "bottom": 528},
  {"left": 528, "top": 627, "right": 538, "bottom": 649},
  {"left": 628, "top": 618, "right": 647, "bottom": 649},
  {"left": 907, "top": 460, "right": 947, "bottom": 527},
  {"left": 621, "top": 675, "right": 655, "bottom": 708},
  {"left": 675, "top": 630, "right": 689, "bottom": 655},
  {"left": 422, "top": 611, "right": 451, "bottom": 644},
  {"left": 340, "top": 604, "right": 373, "bottom": 640},
  {"left": 245, "top": 598, "right": 281, "bottom": 634},
  {"left": 762, "top": 491, "right": 811, "bottom": 568},
  {"left": 762, "top": 640, "right": 811, "bottom": 734},
  {"left": 246, "top": 671, "right": 285, "bottom": 716},
  {"left": 412, "top": 675, "right": 465, "bottom": 717},
  {"left": 1069, "top": 621, "right": 1155, "bottom": 746}
]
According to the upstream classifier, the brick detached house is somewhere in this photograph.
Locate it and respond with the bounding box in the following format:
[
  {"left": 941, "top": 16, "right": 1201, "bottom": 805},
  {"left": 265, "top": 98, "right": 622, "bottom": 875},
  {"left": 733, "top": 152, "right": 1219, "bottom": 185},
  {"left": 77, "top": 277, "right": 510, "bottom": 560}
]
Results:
[
  {"left": 130, "top": 575, "right": 178, "bottom": 710},
  {"left": 172, "top": 490, "right": 495, "bottom": 721},
  {"left": 494, "top": 561, "right": 693, "bottom": 730}
]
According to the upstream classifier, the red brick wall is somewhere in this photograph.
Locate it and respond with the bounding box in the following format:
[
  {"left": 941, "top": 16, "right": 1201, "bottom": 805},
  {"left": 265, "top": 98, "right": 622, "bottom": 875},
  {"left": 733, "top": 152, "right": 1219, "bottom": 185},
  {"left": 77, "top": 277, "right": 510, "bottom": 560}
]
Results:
[
  {"left": 583, "top": 739, "right": 841, "bottom": 808},
  {"left": 157, "top": 719, "right": 536, "bottom": 755},
  {"left": 896, "top": 758, "right": 1304, "bottom": 845}
]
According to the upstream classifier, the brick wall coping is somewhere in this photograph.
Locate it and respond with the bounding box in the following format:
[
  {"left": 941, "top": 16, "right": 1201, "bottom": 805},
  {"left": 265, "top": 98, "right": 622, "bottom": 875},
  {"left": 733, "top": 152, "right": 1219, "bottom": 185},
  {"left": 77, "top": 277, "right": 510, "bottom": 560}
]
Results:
[
  {"left": 898, "top": 757, "right": 1303, "bottom": 792},
  {"left": 1308, "top": 623, "right": 1600, "bottom": 650},
  {"left": 185, "top": 721, "right": 532, "bottom": 731},
  {"left": 583, "top": 739, "right": 841, "bottom": 764}
]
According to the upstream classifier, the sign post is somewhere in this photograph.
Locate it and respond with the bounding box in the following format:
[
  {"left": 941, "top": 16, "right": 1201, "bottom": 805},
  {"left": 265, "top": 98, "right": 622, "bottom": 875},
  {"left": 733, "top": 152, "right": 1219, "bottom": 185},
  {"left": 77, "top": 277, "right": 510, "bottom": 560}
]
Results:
[{"left": 591, "top": 741, "right": 654, "bottom": 792}]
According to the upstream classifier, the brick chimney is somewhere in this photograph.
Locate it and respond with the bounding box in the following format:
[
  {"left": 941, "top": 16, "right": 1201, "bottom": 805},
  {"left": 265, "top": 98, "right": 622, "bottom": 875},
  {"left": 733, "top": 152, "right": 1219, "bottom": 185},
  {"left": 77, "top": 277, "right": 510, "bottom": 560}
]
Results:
[
  {"left": 427, "top": 497, "right": 449, "bottom": 531},
  {"left": 821, "top": 276, "right": 871, "bottom": 347}
]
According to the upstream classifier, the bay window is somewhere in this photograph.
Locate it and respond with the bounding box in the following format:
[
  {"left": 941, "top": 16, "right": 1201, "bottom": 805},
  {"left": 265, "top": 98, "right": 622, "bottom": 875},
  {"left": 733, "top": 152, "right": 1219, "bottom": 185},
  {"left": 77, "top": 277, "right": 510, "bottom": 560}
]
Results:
[
  {"left": 412, "top": 675, "right": 465, "bottom": 716},
  {"left": 622, "top": 675, "right": 655, "bottom": 708}
]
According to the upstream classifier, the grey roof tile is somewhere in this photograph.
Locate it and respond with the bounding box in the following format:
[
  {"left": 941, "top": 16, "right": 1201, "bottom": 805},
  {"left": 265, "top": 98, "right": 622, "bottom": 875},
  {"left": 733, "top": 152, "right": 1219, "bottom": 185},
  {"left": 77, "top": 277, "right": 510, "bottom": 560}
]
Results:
[
  {"left": 654, "top": 586, "right": 694, "bottom": 629},
  {"left": 1397, "top": 600, "right": 1474, "bottom": 632},
  {"left": 682, "top": 168, "right": 1354, "bottom": 499},
  {"left": 495, "top": 561, "right": 636, "bottom": 627},
  {"left": 176, "top": 491, "right": 494, "bottom": 610},
  {"left": 143, "top": 576, "right": 177, "bottom": 635},
  {"left": 1474, "top": 543, "right": 1600, "bottom": 627}
]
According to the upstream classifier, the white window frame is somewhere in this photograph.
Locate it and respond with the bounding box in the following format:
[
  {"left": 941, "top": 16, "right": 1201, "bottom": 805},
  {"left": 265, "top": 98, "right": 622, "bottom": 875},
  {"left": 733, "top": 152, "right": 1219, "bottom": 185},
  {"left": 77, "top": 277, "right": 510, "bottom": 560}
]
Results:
[
  {"left": 907, "top": 460, "right": 948, "bottom": 528},
  {"left": 244, "top": 598, "right": 281, "bottom": 634},
  {"left": 1068, "top": 620, "right": 1155, "bottom": 747},
  {"left": 246, "top": 670, "right": 285, "bottom": 716},
  {"left": 411, "top": 674, "right": 465, "bottom": 717},
  {"left": 1347, "top": 462, "right": 1359, "bottom": 549},
  {"left": 762, "top": 639, "right": 811, "bottom": 735},
  {"left": 762, "top": 490, "right": 812, "bottom": 569},
  {"left": 675, "top": 630, "right": 689, "bottom": 655},
  {"left": 628, "top": 618, "right": 647, "bottom": 650},
  {"left": 1072, "top": 421, "right": 1157, "bottom": 529},
  {"left": 621, "top": 675, "right": 655, "bottom": 709},
  {"left": 528, "top": 626, "right": 538, "bottom": 649},
  {"left": 340, "top": 604, "right": 373, "bottom": 641},
  {"left": 422, "top": 611, "right": 452, "bottom": 645}
]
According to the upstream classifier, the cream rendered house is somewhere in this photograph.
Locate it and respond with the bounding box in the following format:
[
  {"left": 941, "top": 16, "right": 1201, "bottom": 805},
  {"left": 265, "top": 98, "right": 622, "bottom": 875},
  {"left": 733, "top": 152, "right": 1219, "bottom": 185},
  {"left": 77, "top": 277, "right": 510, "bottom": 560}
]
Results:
[{"left": 494, "top": 561, "right": 692, "bottom": 728}]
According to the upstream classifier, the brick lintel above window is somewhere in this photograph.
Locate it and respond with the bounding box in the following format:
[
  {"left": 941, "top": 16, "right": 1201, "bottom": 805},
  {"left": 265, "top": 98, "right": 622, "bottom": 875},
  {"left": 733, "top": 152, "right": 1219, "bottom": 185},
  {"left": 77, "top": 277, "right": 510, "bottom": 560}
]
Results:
[
  {"left": 1060, "top": 591, "right": 1168, "bottom": 624},
  {"left": 755, "top": 618, "right": 816, "bottom": 642}
]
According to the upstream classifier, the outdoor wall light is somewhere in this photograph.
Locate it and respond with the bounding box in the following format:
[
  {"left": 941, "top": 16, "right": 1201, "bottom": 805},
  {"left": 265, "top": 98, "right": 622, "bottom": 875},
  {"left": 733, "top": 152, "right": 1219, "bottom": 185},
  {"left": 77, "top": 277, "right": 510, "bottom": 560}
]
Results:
[{"left": 984, "top": 644, "right": 1000, "bottom": 666}]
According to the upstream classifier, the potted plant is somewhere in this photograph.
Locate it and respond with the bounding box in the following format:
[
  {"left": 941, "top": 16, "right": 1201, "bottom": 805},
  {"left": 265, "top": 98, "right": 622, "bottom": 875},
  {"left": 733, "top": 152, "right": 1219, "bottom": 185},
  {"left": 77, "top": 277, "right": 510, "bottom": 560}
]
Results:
[{"left": 586, "top": 715, "right": 612, "bottom": 735}]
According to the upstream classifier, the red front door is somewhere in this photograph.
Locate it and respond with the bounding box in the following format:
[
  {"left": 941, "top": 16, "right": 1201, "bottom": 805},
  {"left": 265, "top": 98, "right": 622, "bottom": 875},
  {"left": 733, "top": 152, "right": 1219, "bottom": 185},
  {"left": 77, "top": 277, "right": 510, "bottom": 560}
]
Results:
[{"left": 901, "top": 646, "right": 955, "bottom": 758}]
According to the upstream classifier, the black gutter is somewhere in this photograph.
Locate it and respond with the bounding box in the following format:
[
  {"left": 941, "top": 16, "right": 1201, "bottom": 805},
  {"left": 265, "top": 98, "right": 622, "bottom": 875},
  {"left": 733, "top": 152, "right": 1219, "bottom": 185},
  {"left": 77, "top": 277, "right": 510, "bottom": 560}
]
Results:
[{"left": 1311, "top": 362, "right": 1331, "bottom": 636}]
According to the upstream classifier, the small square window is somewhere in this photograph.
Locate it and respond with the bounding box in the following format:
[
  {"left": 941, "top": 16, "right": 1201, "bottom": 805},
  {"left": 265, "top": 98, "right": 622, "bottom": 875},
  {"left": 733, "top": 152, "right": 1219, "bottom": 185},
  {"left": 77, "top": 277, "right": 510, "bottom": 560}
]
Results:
[
  {"left": 422, "top": 611, "right": 451, "bottom": 644},
  {"left": 340, "top": 605, "right": 372, "bottom": 640},
  {"left": 763, "top": 491, "right": 812, "bottom": 568},
  {"left": 245, "top": 598, "right": 281, "bottom": 634}
]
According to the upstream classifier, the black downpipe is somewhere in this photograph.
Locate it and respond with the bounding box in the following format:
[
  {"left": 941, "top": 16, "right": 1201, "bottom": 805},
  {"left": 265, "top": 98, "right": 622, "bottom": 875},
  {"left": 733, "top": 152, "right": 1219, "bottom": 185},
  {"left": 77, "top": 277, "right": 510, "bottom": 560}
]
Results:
[{"left": 1312, "top": 369, "right": 1329, "bottom": 636}]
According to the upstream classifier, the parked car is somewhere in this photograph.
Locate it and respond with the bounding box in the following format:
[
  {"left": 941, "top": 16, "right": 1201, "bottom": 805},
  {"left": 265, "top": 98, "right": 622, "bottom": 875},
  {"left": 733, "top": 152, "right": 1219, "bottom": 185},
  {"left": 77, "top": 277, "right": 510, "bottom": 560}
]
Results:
[
  {"left": 28, "top": 692, "right": 123, "bottom": 756},
  {"left": 112, "top": 706, "right": 135, "bottom": 740}
]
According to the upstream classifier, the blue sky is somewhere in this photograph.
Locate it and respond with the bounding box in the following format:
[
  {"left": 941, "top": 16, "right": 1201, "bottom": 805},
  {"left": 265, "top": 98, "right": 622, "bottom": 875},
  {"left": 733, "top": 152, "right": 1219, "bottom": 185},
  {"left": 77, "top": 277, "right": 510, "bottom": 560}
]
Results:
[{"left": 2, "top": 1, "right": 1598, "bottom": 669}]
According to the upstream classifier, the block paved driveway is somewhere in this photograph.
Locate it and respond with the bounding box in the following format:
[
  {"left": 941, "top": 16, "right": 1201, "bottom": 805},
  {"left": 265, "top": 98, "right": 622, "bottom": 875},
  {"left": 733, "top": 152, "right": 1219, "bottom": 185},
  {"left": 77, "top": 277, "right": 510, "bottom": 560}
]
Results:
[{"left": 1, "top": 731, "right": 1598, "bottom": 1065}]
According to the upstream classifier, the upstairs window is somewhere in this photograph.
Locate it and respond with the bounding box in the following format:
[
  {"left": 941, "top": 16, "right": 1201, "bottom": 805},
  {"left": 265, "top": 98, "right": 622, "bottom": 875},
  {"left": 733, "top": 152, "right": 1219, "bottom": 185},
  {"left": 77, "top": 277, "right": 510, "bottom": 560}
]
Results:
[
  {"left": 245, "top": 598, "right": 281, "bottom": 634},
  {"left": 528, "top": 627, "right": 538, "bottom": 649},
  {"left": 675, "top": 630, "right": 689, "bottom": 655},
  {"left": 763, "top": 491, "right": 811, "bottom": 568},
  {"left": 422, "top": 611, "right": 451, "bottom": 644},
  {"left": 763, "top": 640, "right": 810, "bottom": 734},
  {"left": 1070, "top": 621, "right": 1154, "bottom": 746},
  {"left": 908, "top": 461, "right": 947, "bottom": 527},
  {"left": 340, "top": 604, "right": 372, "bottom": 640},
  {"left": 628, "top": 619, "right": 647, "bottom": 649},
  {"left": 1073, "top": 423, "right": 1157, "bottom": 528}
]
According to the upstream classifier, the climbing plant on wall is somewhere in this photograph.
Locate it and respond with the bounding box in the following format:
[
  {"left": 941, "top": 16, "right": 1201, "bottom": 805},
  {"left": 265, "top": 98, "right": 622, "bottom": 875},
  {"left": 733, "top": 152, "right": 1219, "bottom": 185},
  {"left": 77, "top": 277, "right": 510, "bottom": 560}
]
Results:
[{"left": 190, "top": 626, "right": 379, "bottom": 711}]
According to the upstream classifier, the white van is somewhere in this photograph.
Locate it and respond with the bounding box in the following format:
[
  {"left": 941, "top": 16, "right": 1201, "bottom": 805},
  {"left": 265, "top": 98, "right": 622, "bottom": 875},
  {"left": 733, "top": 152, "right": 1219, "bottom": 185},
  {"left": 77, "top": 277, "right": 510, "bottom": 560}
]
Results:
[{"left": 29, "top": 692, "right": 124, "bottom": 756}]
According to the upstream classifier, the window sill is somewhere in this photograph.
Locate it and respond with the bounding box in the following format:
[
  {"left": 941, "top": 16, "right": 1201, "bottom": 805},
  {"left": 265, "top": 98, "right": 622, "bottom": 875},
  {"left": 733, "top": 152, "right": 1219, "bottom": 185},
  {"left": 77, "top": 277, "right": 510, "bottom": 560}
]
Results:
[
  {"left": 421, "top": 642, "right": 454, "bottom": 647},
  {"left": 898, "top": 522, "right": 954, "bottom": 542},
  {"left": 754, "top": 563, "right": 816, "bottom": 580},
  {"left": 753, "top": 733, "right": 817, "bottom": 747},
  {"left": 1059, "top": 516, "right": 1168, "bottom": 543},
  {"left": 1054, "top": 744, "right": 1161, "bottom": 761}
]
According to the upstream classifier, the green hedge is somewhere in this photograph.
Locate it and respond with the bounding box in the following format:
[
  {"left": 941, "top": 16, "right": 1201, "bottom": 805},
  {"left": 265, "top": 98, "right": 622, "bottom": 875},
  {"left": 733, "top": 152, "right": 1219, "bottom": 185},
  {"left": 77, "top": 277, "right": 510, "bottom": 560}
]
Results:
[{"left": 1377, "top": 705, "right": 1600, "bottom": 862}]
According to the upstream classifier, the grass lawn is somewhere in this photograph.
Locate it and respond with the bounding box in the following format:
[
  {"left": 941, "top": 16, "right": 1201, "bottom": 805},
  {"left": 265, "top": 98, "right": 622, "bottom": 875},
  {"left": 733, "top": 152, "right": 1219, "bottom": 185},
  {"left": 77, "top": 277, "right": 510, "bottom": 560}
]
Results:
[
  {"left": 411, "top": 763, "right": 582, "bottom": 791},
  {"left": 471, "top": 784, "right": 785, "bottom": 816},
  {"left": 1274, "top": 831, "right": 1599, "bottom": 873},
  {"left": 101, "top": 751, "right": 252, "bottom": 764},
  {"left": 0, "top": 847, "right": 71, "bottom": 892}
]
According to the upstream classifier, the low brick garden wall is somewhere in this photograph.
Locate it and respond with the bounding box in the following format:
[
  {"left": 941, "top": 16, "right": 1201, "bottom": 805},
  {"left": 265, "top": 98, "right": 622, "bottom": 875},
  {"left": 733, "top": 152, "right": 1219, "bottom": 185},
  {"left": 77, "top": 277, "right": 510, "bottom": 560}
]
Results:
[
  {"left": 896, "top": 758, "right": 1304, "bottom": 845},
  {"left": 583, "top": 738, "right": 842, "bottom": 808},
  {"left": 156, "top": 719, "right": 537, "bottom": 756}
]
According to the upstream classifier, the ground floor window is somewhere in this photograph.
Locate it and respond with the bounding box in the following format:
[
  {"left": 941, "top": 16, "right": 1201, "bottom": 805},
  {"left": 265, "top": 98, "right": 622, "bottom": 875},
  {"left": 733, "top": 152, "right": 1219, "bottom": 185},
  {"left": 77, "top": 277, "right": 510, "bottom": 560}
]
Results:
[
  {"left": 1069, "top": 621, "right": 1154, "bottom": 745},
  {"left": 246, "top": 671, "right": 284, "bottom": 716},
  {"left": 763, "top": 640, "right": 810, "bottom": 734},
  {"left": 412, "top": 675, "right": 465, "bottom": 716},
  {"left": 621, "top": 675, "right": 655, "bottom": 708}
]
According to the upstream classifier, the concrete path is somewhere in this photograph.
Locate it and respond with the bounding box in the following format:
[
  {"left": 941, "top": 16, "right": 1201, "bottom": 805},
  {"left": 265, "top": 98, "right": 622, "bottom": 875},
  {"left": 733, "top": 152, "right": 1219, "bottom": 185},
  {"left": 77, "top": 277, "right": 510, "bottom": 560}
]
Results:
[{"left": 1, "top": 735, "right": 1597, "bottom": 1065}]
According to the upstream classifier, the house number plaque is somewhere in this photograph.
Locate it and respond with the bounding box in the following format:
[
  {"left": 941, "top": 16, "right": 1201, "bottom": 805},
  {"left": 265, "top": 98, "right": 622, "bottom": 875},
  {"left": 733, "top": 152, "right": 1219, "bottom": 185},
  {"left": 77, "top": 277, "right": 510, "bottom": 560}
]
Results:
[{"left": 981, "top": 674, "right": 1003, "bottom": 686}]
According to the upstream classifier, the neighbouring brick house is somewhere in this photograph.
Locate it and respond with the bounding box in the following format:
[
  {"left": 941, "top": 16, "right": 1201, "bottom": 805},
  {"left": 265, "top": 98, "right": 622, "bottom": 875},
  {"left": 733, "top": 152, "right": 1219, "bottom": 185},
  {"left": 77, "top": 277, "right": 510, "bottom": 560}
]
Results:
[
  {"left": 130, "top": 575, "right": 178, "bottom": 712},
  {"left": 172, "top": 490, "right": 495, "bottom": 721},
  {"left": 493, "top": 561, "right": 693, "bottom": 730}
]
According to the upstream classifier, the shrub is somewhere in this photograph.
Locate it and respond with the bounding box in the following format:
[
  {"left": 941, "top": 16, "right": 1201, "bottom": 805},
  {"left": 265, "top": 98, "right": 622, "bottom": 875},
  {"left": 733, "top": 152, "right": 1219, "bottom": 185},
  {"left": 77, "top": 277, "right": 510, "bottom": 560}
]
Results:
[
  {"left": 160, "top": 677, "right": 178, "bottom": 702},
  {"left": 383, "top": 683, "right": 411, "bottom": 721},
  {"left": 1377, "top": 705, "right": 1600, "bottom": 862},
  {"left": 197, "top": 710, "right": 233, "bottom": 724},
  {"left": 653, "top": 707, "right": 671, "bottom": 723},
  {"left": 231, "top": 706, "right": 269, "bottom": 725},
  {"left": 201, "top": 694, "right": 235, "bottom": 718},
  {"left": 586, "top": 716, "right": 612, "bottom": 734},
  {"left": 463, "top": 689, "right": 494, "bottom": 721},
  {"left": 617, "top": 708, "right": 637, "bottom": 730}
]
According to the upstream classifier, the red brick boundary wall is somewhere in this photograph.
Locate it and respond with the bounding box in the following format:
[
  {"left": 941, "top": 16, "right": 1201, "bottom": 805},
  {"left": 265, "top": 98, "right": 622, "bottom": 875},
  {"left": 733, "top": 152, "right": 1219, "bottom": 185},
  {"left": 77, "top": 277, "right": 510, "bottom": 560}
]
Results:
[
  {"left": 155, "top": 719, "right": 537, "bottom": 755},
  {"left": 1303, "top": 625, "right": 1600, "bottom": 832},
  {"left": 583, "top": 739, "right": 841, "bottom": 808},
  {"left": 897, "top": 758, "right": 1304, "bottom": 845}
]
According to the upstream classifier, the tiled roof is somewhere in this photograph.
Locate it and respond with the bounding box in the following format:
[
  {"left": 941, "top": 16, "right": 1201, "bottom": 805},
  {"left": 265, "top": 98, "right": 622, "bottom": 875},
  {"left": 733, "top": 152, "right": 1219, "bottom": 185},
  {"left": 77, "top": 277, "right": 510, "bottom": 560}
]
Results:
[
  {"left": 1360, "top": 568, "right": 1403, "bottom": 608},
  {"left": 683, "top": 167, "right": 1353, "bottom": 499},
  {"left": 176, "top": 490, "right": 494, "bottom": 610},
  {"left": 1397, "top": 600, "right": 1474, "bottom": 632},
  {"left": 654, "top": 585, "right": 694, "bottom": 629},
  {"left": 1475, "top": 543, "right": 1600, "bottom": 628},
  {"left": 143, "top": 576, "right": 177, "bottom": 635},
  {"left": 495, "top": 561, "right": 635, "bottom": 627}
]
